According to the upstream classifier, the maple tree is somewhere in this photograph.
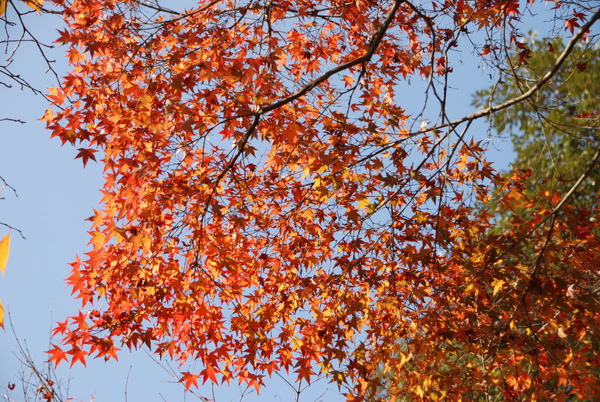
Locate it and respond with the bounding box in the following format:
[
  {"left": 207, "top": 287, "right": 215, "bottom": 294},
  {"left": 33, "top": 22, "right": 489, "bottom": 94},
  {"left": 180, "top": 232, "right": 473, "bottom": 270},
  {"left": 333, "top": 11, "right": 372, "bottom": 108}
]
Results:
[
  {"left": 444, "top": 36, "right": 600, "bottom": 401},
  {"left": 403, "top": 35, "right": 600, "bottom": 401},
  {"left": 43, "top": 0, "right": 600, "bottom": 399}
]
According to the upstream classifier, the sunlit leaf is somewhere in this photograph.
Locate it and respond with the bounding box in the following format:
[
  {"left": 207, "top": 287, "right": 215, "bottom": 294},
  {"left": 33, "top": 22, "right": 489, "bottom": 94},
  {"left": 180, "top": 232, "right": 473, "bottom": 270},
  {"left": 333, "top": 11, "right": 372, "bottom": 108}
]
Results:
[
  {"left": 492, "top": 279, "right": 505, "bottom": 296},
  {"left": 0, "top": 235, "right": 9, "bottom": 278},
  {"left": 0, "top": 299, "right": 4, "bottom": 330},
  {"left": 21, "top": 0, "right": 43, "bottom": 12},
  {"left": 42, "top": 0, "right": 600, "bottom": 398}
]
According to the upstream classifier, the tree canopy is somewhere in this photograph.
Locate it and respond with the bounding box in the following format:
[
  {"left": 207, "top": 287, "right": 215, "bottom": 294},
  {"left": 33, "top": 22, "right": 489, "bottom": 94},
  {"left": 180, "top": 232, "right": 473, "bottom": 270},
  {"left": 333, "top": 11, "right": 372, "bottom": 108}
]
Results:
[
  {"left": 39, "top": 0, "right": 600, "bottom": 399},
  {"left": 474, "top": 36, "right": 600, "bottom": 210}
]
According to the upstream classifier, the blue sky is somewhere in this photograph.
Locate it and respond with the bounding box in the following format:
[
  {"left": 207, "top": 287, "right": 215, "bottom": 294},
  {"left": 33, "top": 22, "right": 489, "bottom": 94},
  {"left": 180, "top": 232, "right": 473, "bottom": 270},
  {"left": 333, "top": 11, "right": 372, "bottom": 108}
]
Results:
[{"left": 2, "top": 1, "right": 579, "bottom": 401}]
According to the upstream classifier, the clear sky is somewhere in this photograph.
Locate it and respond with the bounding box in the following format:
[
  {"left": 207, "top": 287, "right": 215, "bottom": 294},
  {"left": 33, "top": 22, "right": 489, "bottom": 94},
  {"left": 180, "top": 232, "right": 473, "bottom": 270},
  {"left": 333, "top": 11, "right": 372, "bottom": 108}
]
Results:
[{"left": 1, "top": 1, "right": 568, "bottom": 401}]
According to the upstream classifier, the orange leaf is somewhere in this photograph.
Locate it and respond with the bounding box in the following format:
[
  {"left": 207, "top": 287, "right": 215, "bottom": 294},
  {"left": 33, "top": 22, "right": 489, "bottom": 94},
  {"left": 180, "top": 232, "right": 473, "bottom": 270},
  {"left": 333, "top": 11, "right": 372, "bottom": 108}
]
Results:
[
  {"left": 40, "top": 108, "right": 55, "bottom": 122},
  {"left": 47, "top": 344, "right": 69, "bottom": 368},
  {"left": 0, "top": 235, "right": 9, "bottom": 277},
  {"left": 67, "top": 48, "right": 86, "bottom": 63},
  {"left": 0, "top": 299, "right": 4, "bottom": 330},
  {"left": 67, "top": 346, "right": 88, "bottom": 367},
  {"left": 21, "top": 0, "right": 43, "bottom": 12},
  {"left": 181, "top": 372, "right": 199, "bottom": 389},
  {"left": 201, "top": 366, "right": 218, "bottom": 384},
  {"left": 294, "top": 363, "right": 314, "bottom": 384}
]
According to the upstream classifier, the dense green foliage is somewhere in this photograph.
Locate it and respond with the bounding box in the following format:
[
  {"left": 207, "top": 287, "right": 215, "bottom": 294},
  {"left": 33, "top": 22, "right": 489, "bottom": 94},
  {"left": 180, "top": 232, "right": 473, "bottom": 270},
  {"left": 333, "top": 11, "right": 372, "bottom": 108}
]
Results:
[{"left": 474, "top": 38, "right": 600, "bottom": 208}]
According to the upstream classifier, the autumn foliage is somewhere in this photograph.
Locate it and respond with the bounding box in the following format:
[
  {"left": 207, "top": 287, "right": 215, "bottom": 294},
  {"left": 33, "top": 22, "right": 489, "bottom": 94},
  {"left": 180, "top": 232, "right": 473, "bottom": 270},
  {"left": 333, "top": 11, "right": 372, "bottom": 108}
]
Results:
[
  {"left": 43, "top": 0, "right": 600, "bottom": 399},
  {"left": 0, "top": 0, "right": 43, "bottom": 17}
]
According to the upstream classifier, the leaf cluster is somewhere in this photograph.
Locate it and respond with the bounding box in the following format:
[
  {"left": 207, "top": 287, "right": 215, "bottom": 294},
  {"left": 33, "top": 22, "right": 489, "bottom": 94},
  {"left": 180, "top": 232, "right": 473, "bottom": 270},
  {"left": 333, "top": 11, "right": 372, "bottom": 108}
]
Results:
[{"left": 38, "top": 0, "right": 600, "bottom": 400}]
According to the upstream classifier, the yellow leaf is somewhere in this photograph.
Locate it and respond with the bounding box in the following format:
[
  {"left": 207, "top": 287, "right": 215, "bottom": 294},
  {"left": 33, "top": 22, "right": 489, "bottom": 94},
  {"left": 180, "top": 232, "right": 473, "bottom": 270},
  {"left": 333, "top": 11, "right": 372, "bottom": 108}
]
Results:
[
  {"left": 0, "top": 0, "right": 6, "bottom": 17},
  {"left": 0, "top": 235, "right": 10, "bottom": 277},
  {"left": 415, "top": 384, "right": 424, "bottom": 398},
  {"left": 507, "top": 187, "right": 523, "bottom": 202},
  {"left": 398, "top": 352, "right": 411, "bottom": 368},
  {"left": 358, "top": 197, "right": 371, "bottom": 211},
  {"left": 22, "top": 0, "right": 44, "bottom": 12},
  {"left": 0, "top": 299, "right": 4, "bottom": 330},
  {"left": 492, "top": 279, "right": 505, "bottom": 296}
]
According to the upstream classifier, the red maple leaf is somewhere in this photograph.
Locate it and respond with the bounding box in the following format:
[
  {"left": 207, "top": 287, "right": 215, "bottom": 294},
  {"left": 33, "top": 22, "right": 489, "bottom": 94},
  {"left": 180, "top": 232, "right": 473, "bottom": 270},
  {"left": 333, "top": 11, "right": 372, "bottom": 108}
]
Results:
[{"left": 75, "top": 148, "right": 98, "bottom": 167}]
